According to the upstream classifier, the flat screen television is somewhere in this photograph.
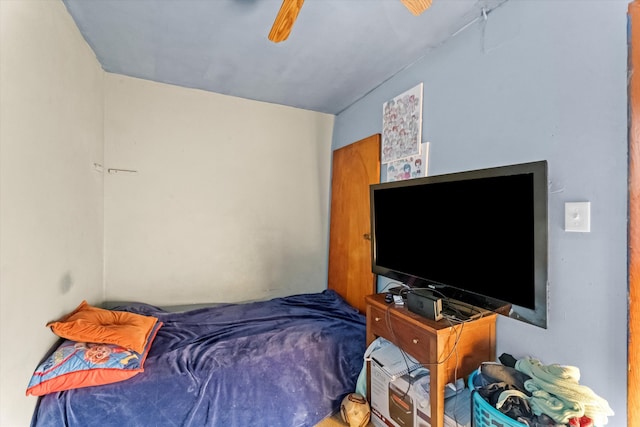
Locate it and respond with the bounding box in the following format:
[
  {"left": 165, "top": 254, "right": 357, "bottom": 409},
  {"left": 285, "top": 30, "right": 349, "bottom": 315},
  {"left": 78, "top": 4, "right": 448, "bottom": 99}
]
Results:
[{"left": 370, "top": 160, "right": 548, "bottom": 328}]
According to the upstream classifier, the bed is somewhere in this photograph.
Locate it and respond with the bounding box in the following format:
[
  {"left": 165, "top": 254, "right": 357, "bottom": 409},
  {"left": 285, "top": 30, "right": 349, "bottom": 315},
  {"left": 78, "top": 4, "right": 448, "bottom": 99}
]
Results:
[{"left": 28, "top": 289, "right": 367, "bottom": 427}]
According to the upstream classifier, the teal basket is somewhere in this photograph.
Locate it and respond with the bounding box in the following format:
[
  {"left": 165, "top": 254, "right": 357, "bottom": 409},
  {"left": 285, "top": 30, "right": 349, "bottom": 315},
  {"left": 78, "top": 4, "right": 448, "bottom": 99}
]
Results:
[{"left": 468, "top": 370, "right": 527, "bottom": 427}]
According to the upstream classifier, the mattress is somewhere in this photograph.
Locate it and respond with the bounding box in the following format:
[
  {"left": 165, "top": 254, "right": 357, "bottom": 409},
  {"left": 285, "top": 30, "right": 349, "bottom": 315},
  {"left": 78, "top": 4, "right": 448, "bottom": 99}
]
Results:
[{"left": 31, "top": 289, "right": 366, "bottom": 427}]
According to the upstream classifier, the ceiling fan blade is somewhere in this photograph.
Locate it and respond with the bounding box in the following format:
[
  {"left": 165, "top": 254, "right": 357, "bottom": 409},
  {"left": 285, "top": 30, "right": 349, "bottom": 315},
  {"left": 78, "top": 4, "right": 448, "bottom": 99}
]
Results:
[
  {"left": 400, "top": 0, "right": 433, "bottom": 16},
  {"left": 268, "top": 0, "right": 305, "bottom": 43}
]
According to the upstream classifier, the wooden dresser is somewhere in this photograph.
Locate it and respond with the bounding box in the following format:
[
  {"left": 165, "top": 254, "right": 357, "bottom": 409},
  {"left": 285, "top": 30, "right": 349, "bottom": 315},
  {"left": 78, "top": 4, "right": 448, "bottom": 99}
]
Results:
[{"left": 365, "top": 293, "right": 497, "bottom": 427}]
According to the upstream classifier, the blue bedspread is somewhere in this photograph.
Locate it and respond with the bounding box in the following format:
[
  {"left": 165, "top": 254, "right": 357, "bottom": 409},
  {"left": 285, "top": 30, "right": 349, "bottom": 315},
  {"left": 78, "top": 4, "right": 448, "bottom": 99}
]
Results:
[{"left": 31, "top": 290, "right": 366, "bottom": 427}]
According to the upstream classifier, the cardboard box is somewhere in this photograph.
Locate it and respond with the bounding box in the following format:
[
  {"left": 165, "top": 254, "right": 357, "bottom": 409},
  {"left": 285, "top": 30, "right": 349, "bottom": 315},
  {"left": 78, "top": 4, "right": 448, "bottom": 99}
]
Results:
[
  {"left": 368, "top": 345, "right": 470, "bottom": 427},
  {"left": 370, "top": 358, "right": 432, "bottom": 427}
]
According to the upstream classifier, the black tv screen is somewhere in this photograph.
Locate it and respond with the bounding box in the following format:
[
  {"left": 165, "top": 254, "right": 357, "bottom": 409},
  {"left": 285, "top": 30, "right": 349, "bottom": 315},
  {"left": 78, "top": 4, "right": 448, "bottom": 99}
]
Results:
[{"left": 370, "top": 160, "right": 548, "bottom": 328}]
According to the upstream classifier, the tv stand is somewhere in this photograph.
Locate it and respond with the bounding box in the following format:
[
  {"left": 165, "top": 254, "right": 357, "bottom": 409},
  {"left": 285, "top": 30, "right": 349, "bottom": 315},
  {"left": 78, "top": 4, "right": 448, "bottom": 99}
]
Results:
[{"left": 365, "top": 293, "right": 497, "bottom": 427}]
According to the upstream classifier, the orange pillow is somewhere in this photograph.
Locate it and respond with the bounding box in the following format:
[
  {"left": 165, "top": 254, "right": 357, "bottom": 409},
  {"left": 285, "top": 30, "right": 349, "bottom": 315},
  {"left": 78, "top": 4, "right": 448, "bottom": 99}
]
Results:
[
  {"left": 26, "top": 320, "right": 162, "bottom": 396},
  {"left": 47, "top": 301, "right": 159, "bottom": 353}
]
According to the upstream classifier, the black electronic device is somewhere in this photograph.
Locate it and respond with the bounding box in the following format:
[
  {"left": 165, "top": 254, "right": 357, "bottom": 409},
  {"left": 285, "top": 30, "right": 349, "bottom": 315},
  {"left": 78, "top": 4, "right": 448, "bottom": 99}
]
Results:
[
  {"left": 388, "top": 286, "right": 407, "bottom": 297},
  {"left": 406, "top": 289, "right": 442, "bottom": 321},
  {"left": 370, "top": 161, "right": 548, "bottom": 328}
]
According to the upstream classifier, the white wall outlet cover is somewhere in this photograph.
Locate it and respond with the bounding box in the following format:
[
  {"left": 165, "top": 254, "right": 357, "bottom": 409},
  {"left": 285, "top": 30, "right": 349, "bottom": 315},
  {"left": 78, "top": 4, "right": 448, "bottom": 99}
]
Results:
[{"left": 565, "top": 202, "right": 591, "bottom": 232}]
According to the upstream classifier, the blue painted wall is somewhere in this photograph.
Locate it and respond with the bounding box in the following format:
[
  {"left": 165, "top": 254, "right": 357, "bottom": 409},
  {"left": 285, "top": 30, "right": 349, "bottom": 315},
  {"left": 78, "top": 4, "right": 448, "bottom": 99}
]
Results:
[{"left": 333, "top": 1, "right": 628, "bottom": 424}]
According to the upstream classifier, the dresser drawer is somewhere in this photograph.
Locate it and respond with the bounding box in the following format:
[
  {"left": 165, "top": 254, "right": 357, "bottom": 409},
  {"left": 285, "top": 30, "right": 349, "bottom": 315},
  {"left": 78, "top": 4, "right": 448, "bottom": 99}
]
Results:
[
  {"left": 368, "top": 304, "right": 432, "bottom": 363},
  {"left": 368, "top": 304, "right": 393, "bottom": 338}
]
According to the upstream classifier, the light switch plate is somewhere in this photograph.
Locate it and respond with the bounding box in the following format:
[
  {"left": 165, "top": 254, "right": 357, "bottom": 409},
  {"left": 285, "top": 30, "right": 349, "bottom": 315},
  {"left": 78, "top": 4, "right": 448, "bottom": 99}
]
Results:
[{"left": 565, "top": 202, "right": 590, "bottom": 232}]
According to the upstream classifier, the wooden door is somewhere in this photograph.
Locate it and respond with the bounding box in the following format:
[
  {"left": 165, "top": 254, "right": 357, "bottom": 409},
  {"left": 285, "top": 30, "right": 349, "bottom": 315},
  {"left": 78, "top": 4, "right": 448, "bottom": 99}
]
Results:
[
  {"left": 629, "top": 2, "right": 640, "bottom": 425},
  {"left": 328, "top": 134, "right": 381, "bottom": 313}
]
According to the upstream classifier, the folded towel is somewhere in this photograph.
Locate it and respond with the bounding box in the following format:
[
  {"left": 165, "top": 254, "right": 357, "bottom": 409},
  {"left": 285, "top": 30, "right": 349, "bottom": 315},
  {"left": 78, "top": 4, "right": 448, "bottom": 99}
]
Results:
[
  {"left": 515, "top": 358, "right": 614, "bottom": 426},
  {"left": 524, "top": 380, "right": 585, "bottom": 423}
]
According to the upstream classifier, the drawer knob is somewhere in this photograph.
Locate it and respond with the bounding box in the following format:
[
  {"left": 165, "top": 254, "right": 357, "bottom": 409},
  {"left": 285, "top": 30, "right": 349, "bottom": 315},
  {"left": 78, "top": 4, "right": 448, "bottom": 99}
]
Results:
[
  {"left": 375, "top": 317, "right": 381, "bottom": 322},
  {"left": 412, "top": 338, "right": 419, "bottom": 344}
]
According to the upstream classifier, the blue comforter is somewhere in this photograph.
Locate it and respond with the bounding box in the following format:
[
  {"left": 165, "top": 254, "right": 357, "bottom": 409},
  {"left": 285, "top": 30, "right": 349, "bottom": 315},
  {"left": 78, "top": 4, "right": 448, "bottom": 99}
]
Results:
[{"left": 31, "top": 290, "right": 366, "bottom": 427}]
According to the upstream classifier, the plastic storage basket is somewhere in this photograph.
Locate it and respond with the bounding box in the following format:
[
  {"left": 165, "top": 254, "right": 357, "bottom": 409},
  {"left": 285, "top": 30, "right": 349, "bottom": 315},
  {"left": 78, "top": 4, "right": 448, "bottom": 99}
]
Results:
[{"left": 468, "top": 370, "right": 527, "bottom": 427}]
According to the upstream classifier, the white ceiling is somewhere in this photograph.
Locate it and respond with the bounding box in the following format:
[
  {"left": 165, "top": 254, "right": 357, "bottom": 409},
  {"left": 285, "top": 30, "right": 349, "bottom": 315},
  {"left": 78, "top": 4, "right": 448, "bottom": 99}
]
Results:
[{"left": 63, "top": 0, "right": 506, "bottom": 114}]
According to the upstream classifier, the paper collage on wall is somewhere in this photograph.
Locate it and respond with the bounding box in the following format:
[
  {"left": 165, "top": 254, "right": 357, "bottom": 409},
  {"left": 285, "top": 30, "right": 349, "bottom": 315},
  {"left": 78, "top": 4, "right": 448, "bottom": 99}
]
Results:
[
  {"left": 382, "top": 83, "right": 429, "bottom": 182},
  {"left": 384, "top": 143, "right": 430, "bottom": 182}
]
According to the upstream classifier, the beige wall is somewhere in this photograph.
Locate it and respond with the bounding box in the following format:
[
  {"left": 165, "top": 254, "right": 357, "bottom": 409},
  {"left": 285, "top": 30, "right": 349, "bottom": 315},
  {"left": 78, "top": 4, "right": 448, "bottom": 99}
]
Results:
[
  {"left": 0, "top": 1, "right": 105, "bottom": 425},
  {"left": 1, "top": 1, "right": 334, "bottom": 424},
  {"left": 104, "top": 74, "right": 334, "bottom": 304}
]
